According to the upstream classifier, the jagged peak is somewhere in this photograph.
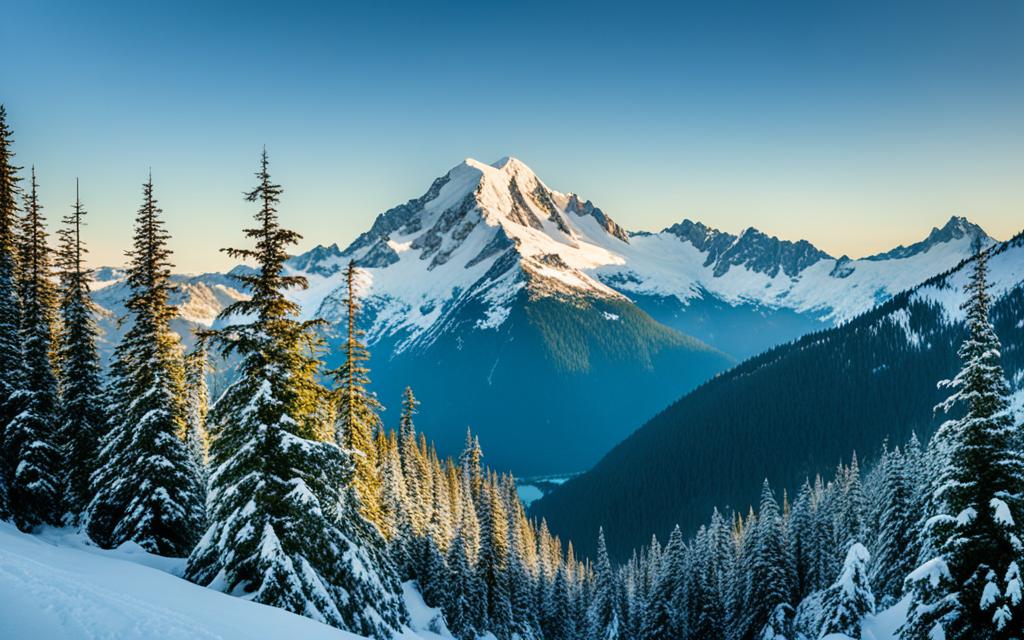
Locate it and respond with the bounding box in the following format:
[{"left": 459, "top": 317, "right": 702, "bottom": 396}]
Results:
[{"left": 864, "top": 215, "right": 990, "bottom": 261}]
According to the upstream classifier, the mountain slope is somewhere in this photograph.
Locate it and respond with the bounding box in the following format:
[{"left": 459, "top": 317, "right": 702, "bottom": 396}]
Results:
[{"left": 531, "top": 230, "right": 1024, "bottom": 559}]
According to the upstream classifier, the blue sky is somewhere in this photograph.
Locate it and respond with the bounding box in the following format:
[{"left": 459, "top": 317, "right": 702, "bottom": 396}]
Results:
[{"left": 3, "top": 0, "right": 1022, "bottom": 271}]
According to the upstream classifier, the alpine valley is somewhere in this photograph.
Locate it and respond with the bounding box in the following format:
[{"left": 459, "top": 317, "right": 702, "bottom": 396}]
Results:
[{"left": 90, "top": 157, "right": 996, "bottom": 475}]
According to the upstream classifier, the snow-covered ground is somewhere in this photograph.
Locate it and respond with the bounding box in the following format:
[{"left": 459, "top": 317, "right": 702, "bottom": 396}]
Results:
[
  {"left": 0, "top": 520, "right": 917, "bottom": 640},
  {"left": 0, "top": 523, "right": 454, "bottom": 640}
]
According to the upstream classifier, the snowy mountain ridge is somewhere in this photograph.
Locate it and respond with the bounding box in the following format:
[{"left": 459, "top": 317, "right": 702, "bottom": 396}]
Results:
[
  {"left": 279, "top": 157, "right": 992, "bottom": 355},
  {"left": 90, "top": 156, "right": 991, "bottom": 359}
]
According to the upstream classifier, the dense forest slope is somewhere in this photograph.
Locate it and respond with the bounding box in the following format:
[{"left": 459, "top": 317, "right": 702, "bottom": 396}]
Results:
[{"left": 533, "top": 231, "right": 1024, "bottom": 559}]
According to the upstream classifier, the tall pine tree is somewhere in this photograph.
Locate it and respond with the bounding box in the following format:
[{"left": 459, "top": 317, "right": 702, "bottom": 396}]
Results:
[
  {"left": 185, "top": 150, "right": 405, "bottom": 638},
  {"left": 0, "top": 104, "right": 22, "bottom": 519},
  {"left": 332, "top": 260, "right": 384, "bottom": 529},
  {"left": 903, "top": 247, "right": 1024, "bottom": 639},
  {"left": 87, "top": 174, "right": 203, "bottom": 554},
  {"left": 5, "top": 168, "right": 61, "bottom": 530},
  {"left": 182, "top": 340, "right": 210, "bottom": 479},
  {"left": 56, "top": 179, "right": 105, "bottom": 524}
]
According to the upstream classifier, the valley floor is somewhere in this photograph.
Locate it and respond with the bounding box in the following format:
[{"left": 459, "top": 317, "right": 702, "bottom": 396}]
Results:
[{"left": 0, "top": 521, "right": 907, "bottom": 640}]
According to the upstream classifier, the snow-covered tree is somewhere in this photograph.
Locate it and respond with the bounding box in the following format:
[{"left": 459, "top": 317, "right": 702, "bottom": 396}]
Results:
[
  {"left": 641, "top": 524, "right": 686, "bottom": 639},
  {"left": 903, "top": 247, "right": 1024, "bottom": 639},
  {"left": 746, "top": 480, "right": 794, "bottom": 639},
  {"left": 331, "top": 260, "right": 384, "bottom": 529},
  {"left": 56, "top": 180, "right": 105, "bottom": 524},
  {"left": 182, "top": 341, "right": 210, "bottom": 480},
  {"left": 0, "top": 104, "right": 22, "bottom": 520},
  {"left": 588, "top": 528, "right": 621, "bottom": 639},
  {"left": 5, "top": 168, "right": 61, "bottom": 530},
  {"left": 87, "top": 174, "right": 203, "bottom": 554},
  {"left": 819, "top": 542, "right": 875, "bottom": 638},
  {"left": 185, "top": 150, "right": 405, "bottom": 638},
  {"left": 870, "top": 446, "right": 917, "bottom": 605}
]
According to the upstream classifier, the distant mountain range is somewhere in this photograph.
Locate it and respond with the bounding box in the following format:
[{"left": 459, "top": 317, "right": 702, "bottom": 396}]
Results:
[
  {"left": 90, "top": 156, "right": 996, "bottom": 475},
  {"left": 531, "top": 229, "right": 1024, "bottom": 559}
]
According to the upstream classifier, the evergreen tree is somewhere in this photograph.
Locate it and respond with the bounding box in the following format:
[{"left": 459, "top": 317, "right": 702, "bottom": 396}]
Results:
[
  {"left": 790, "top": 480, "right": 817, "bottom": 600},
  {"left": 331, "top": 260, "right": 384, "bottom": 529},
  {"left": 479, "top": 476, "right": 513, "bottom": 638},
  {"left": 5, "top": 168, "right": 61, "bottom": 530},
  {"left": 445, "top": 529, "right": 478, "bottom": 640},
  {"left": 746, "top": 480, "right": 793, "bottom": 640},
  {"left": 0, "top": 104, "right": 23, "bottom": 519},
  {"left": 836, "top": 454, "right": 867, "bottom": 552},
  {"left": 871, "top": 446, "right": 917, "bottom": 605},
  {"left": 641, "top": 524, "right": 686, "bottom": 639},
  {"left": 87, "top": 174, "right": 202, "bottom": 554},
  {"left": 185, "top": 151, "right": 405, "bottom": 638},
  {"left": 819, "top": 543, "right": 875, "bottom": 638},
  {"left": 182, "top": 340, "right": 210, "bottom": 478},
  {"left": 56, "top": 180, "right": 105, "bottom": 523},
  {"left": 588, "top": 528, "right": 621, "bottom": 639},
  {"left": 903, "top": 248, "right": 1024, "bottom": 639}
]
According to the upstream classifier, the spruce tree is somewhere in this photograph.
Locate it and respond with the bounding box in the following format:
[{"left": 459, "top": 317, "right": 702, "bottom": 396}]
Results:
[
  {"left": 5, "top": 168, "right": 61, "bottom": 530},
  {"left": 588, "top": 528, "right": 621, "bottom": 639},
  {"left": 56, "top": 180, "right": 105, "bottom": 524},
  {"left": 87, "top": 174, "right": 203, "bottom": 554},
  {"left": 747, "top": 480, "right": 793, "bottom": 640},
  {"left": 479, "top": 476, "right": 513, "bottom": 638},
  {"left": 903, "top": 248, "right": 1024, "bottom": 639},
  {"left": 185, "top": 151, "right": 405, "bottom": 638},
  {"left": 641, "top": 524, "right": 686, "bottom": 639},
  {"left": 182, "top": 340, "right": 210, "bottom": 478},
  {"left": 331, "top": 260, "right": 384, "bottom": 529},
  {"left": 871, "top": 446, "right": 917, "bottom": 605},
  {"left": 0, "top": 105, "right": 23, "bottom": 519},
  {"left": 820, "top": 542, "right": 875, "bottom": 638}
]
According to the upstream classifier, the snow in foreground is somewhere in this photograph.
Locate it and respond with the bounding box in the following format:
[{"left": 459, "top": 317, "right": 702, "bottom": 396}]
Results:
[
  {"left": 0, "top": 522, "right": 458, "bottom": 640},
  {"left": 0, "top": 521, "right": 909, "bottom": 640}
]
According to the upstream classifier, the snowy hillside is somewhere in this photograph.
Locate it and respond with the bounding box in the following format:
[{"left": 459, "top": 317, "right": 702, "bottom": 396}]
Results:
[
  {"left": 0, "top": 523, "right": 454, "bottom": 640},
  {"left": 0, "top": 522, "right": 906, "bottom": 640}
]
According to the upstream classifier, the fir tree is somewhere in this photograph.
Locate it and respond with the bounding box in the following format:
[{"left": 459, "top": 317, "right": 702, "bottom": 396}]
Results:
[
  {"left": 182, "top": 340, "right": 210, "bottom": 478},
  {"left": 5, "top": 168, "right": 61, "bottom": 530},
  {"left": 0, "top": 104, "right": 23, "bottom": 519},
  {"left": 588, "top": 528, "right": 621, "bottom": 639},
  {"left": 479, "top": 476, "right": 513, "bottom": 638},
  {"left": 820, "top": 542, "right": 875, "bottom": 638},
  {"left": 871, "top": 446, "right": 917, "bottom": 605},
  {"left": 56, "top": 180, "right": 105, "bottom": 524},
  {"left": 903, "top": 247, "right": 1024, "bottom": 639},
  {"left": 641, "top": 524, "right": 686, "bottom": 639},
  {"left": 747, "top": 480, "right": 793, "bottom": 640},
  {"left": 185, "top": 150, "right": 405, "bottom": 638},
  {"left": 87, "top": 174, "right": 203, "bottom": 554},
  {"left": 445, "top": 529, "right": 478, "bottom": 640},
  {"left": 331, "top": 260, "right": 384, "bottom": 529}
]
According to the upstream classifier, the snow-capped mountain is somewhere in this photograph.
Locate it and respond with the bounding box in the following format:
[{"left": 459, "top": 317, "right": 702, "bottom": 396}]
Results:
[
  {"left": 88, "top": 156, "right": 997, "bottom": 475},
  {"left": 297, "top": 157, "right": 991, "bottom": 362}
]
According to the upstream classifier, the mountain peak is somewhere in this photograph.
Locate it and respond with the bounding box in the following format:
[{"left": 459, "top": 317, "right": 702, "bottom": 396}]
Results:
[{"left": 865, "top": 215, "right": 990, "bottom": 261}]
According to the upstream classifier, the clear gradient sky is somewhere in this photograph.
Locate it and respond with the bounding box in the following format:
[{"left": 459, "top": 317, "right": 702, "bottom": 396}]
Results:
[{"left": 3, "top": 0, "right": 1022, "bottom": 272}]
